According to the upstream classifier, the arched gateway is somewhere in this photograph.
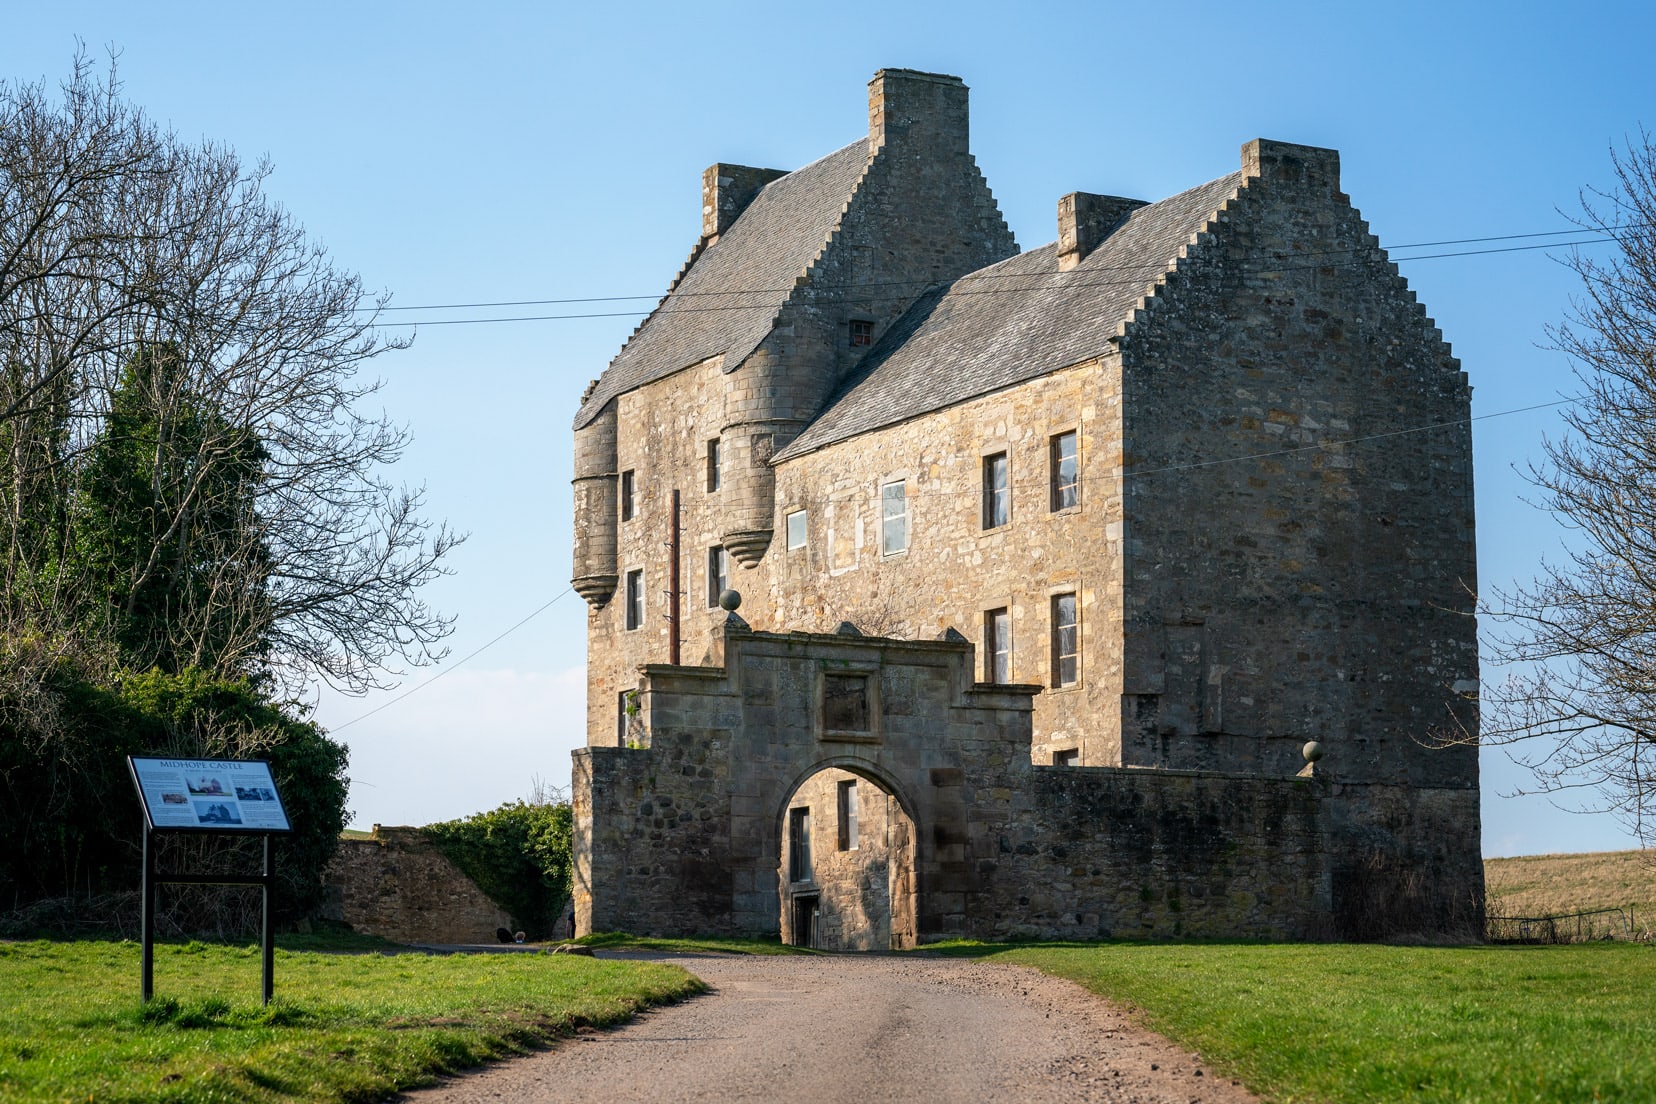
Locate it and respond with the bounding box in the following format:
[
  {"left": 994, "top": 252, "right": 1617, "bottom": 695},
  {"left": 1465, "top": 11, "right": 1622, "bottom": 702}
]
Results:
[{"left": 573, "top": 617, "right": 1336, "bottom": 944}]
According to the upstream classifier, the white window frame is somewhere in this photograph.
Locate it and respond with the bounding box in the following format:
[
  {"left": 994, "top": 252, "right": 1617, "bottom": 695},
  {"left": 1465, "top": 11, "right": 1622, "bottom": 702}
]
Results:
[
  {"left": 786, "top": 508, "right": 808, "bottom": 551},
  {"left": 881, "top": 480, "right": 908, "bottom": 556},
  {"left": 624, "top": 568, "right": 645, "bottom": 631}
]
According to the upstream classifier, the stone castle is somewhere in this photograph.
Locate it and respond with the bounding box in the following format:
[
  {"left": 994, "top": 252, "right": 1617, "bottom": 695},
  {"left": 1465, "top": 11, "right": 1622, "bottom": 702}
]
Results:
[{"left": 570, "top": 69, "right": 1482, "bottom": 946}]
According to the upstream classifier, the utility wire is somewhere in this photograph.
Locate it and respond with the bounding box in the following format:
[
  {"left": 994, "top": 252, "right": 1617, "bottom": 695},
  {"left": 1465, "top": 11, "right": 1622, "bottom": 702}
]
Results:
[
  {"left": 363, "top": 235, "right": 1615, "bottom": 328},
  {"left": 355, "top": 223, "right": 1632, "bottom": 318},
  {"left": 330, "top": 588, "right": 572, "bottom": 732}
]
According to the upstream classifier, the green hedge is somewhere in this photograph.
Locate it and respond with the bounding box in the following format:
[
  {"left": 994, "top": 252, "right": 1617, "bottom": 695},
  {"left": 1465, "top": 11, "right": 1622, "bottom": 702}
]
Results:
[{"left": 422, "top": 800, "right": 572, "bottom": 939}]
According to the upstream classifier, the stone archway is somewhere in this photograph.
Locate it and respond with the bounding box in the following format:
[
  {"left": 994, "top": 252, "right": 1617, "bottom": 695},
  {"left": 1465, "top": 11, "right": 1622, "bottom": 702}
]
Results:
[{"left": 776, "top": 760, "right": 918, "bottom": 950}]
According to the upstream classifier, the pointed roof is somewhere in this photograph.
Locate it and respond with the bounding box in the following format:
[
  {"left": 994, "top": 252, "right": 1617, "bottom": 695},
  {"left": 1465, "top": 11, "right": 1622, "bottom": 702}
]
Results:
[
  {"left": 573, "top": 141, "right": 870, "bottom": 429},
  {"left": 774, "top": 171, "right": 1244, "bottom": 460}
]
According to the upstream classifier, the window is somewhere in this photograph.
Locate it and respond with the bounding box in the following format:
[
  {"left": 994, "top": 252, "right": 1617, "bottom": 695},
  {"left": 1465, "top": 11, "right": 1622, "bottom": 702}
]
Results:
[
  {"left": 706, "top": 439, "right": 721, "bottom": 492},
  {"left": 786, "top": 509, "right": 808, "bottom": 551},
  {"left": 1051, "top": 592, "right": 1078, "bottom": 687},
  {"left": 881, "top": 481, "right": 907, "bottom": 555},
  {"left": 789, "top": 807, "right": 813, "bottom": 882},
  {"left": 823, "top": 674, "right": 870, "bottom": 732},
  {"left": 1050, "top": 431, "right": 1078, "bottom": 511},
  {"left": 620, "top": 470, "right": 635, "bottom": 522},
  {"left": 707, "top": 545, "right": 728, "bottom": 608},
  {"left": 1053, "top": 748, "right": 1080, "bottom": 767},
  {"left": 985, "top": 607, "right": 1011, "bottom": 683},
  {"left": 617, "top": 688, "right": 637, "bottom": 745},
  {"left": 837, "top": 780, "right": 859, "bottom": 851},
  {"left": 624, "top": 569, "right": 644, "bottom": 631},
  {"left": 982, "top": 451, "right": 1009, "bottom": 529},
  {"left": 849, "top": 319, "right": 874, "bottom": 347}
]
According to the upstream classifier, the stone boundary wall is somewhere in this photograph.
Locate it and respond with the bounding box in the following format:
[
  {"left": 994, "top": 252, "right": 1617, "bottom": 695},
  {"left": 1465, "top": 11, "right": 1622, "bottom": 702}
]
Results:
[
  {"left": 988, "top": 767, "right": 1330, "bottom": 941},
  {"left": 575, "top": 624, "right": 1341, "bottom": 943},
  {"left": 321, "top": 825, "right": 513, "bottom": 944}
]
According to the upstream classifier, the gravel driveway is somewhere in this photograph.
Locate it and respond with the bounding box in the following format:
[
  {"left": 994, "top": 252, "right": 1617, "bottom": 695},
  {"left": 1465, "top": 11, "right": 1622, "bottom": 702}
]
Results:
[{"left": 398, "top": 951, "right": 1259, "bottom": 1103}]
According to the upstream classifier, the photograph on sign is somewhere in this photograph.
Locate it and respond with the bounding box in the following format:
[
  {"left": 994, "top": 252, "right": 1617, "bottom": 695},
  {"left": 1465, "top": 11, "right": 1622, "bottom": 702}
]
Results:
[{"left": 128, "top": 758, "right": 292, "bottom": 832}]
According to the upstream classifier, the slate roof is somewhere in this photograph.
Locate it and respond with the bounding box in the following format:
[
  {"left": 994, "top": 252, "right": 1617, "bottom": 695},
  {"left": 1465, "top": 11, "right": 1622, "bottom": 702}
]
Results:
[
  {"left": 775, "top": 171, "right": 1245, "bottom": 461},
  {"left": 574, "top": 140, "right": 870, "bottom": 429}
]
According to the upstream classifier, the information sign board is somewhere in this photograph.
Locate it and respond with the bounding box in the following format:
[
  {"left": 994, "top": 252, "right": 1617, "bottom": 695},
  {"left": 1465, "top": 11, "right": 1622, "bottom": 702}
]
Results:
[{"left": 128, "top": 757, "right": 292, "bottom": 833}]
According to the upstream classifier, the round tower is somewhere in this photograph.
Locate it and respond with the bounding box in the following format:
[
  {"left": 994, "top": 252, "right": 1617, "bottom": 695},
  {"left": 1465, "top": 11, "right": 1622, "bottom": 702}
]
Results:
[{"left": 571, "top": 397, "right": 619, "bottom": 606}]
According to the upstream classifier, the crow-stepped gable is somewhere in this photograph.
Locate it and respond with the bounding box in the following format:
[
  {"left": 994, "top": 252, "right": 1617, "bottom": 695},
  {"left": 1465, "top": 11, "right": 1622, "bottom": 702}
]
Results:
[{"left": 570, "top": 69, "right": 1481, "bottom": 946}]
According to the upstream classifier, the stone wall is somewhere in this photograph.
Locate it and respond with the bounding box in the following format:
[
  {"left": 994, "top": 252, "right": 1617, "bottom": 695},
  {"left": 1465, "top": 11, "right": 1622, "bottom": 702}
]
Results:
[
  {"left": 321, "top": 826, "right": 513, "bottom": 944},
  {"left": 575, "top": 625, "right": 1335, "bottom": 943}
]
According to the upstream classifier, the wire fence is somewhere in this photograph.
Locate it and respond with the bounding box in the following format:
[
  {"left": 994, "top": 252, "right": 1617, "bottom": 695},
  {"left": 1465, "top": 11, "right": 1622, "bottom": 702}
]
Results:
[{"left": 1486, "top": 906, "right": 1643, "bottom": 944}]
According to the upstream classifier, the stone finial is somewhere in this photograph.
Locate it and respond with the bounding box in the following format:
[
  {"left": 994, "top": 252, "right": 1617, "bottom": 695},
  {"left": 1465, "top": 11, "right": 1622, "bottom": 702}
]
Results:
[
  {"left": 1241, "top": 139, "right": 1341, "bottom": 194},
  {"left": 867, "top": 68, "right": 969, "bottom": 159},
  {"left": 1057, "top": 192, "right": 1147, "bottom": 271},
  {"left": 719, "top": 589, "right": 742, "bottom": 612},
  {"left": 702, "top": 164, "right": 787, "bottom": 241}
]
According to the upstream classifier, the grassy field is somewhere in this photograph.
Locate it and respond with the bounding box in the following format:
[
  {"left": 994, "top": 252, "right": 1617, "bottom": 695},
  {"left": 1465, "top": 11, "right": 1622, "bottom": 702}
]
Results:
[
  {"left": 1486, "top": 849, "right": 1655, "bottom": 932},
  {"left": 0, "top": 938, "right": 702, "bottom": 1104},
  {"left": 963, "top": 940, "right": 1656, "bottom": 1103}
]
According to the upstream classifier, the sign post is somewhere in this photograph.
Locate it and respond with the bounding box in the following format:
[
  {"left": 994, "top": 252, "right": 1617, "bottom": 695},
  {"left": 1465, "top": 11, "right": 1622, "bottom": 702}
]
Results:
[{"left": 127, "top": 757, "right": 294, "bottom": 1006}]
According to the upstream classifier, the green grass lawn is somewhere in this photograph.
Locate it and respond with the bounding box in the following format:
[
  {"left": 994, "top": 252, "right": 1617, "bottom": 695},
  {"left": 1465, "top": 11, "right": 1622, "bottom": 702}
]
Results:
[
  {"left": 959, "top": 940, "right": 1656, "bottom": 1103},
  {"left": 0, "top": 938, "right": 703, "bottom": 1103}
]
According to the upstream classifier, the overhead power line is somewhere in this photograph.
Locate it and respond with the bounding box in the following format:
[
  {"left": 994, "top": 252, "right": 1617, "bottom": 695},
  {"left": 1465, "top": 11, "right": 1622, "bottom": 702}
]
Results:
[
  {"left": 330, "top": 588, "right": 572, "bottom": 732},
  {"left": 361, "top": 232, "right": 1616, "bottom": 329}
]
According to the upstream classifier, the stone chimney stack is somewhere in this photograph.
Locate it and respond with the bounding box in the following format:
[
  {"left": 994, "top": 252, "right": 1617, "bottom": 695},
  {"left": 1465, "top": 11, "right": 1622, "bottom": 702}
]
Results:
[
  {"left": 867, "top": 68, "right": 970, "bottom": 158},
  {"left": 1056, "top": 192, "right": 1147, "bottom": 271},
  {"left": 1241, "top": 139, "right": 1342, "bottom": 196},
  {"left": 702, "top": 163, "right": 786, "bottom": 242}
]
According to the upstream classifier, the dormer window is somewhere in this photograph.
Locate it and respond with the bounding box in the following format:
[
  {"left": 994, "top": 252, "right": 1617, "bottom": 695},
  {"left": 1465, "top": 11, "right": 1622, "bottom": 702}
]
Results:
[{"left": 849, "top": 319, "right": 874, "bottom": 348}]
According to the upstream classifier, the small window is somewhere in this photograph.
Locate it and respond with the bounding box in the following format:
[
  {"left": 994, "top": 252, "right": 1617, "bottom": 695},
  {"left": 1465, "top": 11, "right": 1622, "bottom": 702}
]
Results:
[
  {"left": 786, "top": 509, "right": 808, "bottom": 551},
  {"left": 837, "top": 780, "right": 859, "bottom": 851},
  {"left": 1050, "top": 431, "right": 1078, "bottom": 511},
  {"left": 624, "top": 569, "right": 644, "bottom": 631},
  {"left": 985, "top": 607, "right": 1011, "bottom": 683},
  {"left": 620, "top": 470, "right": 635, "bottom": 522},
  {"left": 706, "top": 439, "right": 721, "bottom": 492},
  {"left": 617, "top": 688, "right": 637, "bottom": 745},
  {"left": 849, "top": 319, "right": 874, "bottom": 347},
  {"left": 881, "top": 481, "right": 907, "bottom": 556},
  {"left": 707, "top": 545, "right": 728, "bottom": 608},
  {"left": 789, "top": 807, "right": 813, "bottom": 882},
  {"left": 823, "top": 674, "right": 870, "bottom": 732},
  {"left": 1051, "top": 592, "right": 1078, "bottom": 687},
  {"left": 982, "top": 451, "right": 1009, "bottom": 529},
  {"left": 1053, "top": 748, "right": 1080, "bottom": 767}
]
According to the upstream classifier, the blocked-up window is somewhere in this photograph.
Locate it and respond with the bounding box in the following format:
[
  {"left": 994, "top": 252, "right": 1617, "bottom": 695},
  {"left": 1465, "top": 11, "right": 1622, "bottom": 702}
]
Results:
[
  {"left": 837, "top": 780, "right": 859, "bottom": 851},
  {"left": 1053, "top": 748, "right": 1080, "bottom": 767},
  {"left": 824, "top": 674, "right": 870, "bottom": 732},
  {"left": 1050, "top": 431, "right": 1078, "bottom": 511},
  {"left": 881, "top": 481, "right": 907, "bottom": 556},
  {"left": 707, "top": 545, "right": 728, "bottom": 608},
  {"left": 789, "top": 807, "right": 813, "bottom": 882},
  {"left": 786, "top": 509, "right": 807, "bottom": 551},
  {"left": 706, "top": 439, "right": 721, "bottom": 492},
  {"left": 982, "top": 451, "right": 1009, "bottom": 529},
  {"left": 624, "top": 569, "right": 644, "bottom": 631},
  {"left": 985, "top": 607, "right": 1011, "bottom": 683},
  {"left": 620, "top": 469, "right": 635, "bottom": 522},
  {"left": 1051, "top": 592, "right": 1078, "bottom": 687},
  {"left": 617, "top": 688, "right": 637, "bottom": 745}
]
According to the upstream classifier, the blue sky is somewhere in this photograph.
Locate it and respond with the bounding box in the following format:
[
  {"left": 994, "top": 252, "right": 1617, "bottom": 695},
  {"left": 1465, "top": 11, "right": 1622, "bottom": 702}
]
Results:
[{"left": 4, "top": 1, "right": 1651, "bottom": 855}]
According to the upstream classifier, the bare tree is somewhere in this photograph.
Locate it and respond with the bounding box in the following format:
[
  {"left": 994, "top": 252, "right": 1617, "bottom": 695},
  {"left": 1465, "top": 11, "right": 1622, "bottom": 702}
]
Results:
[
  {"left": 1483, "top": 131, "right": 1656, "bottom": 847},
  {"left": 0, "top": 53, "right": 459, "bottom": 695}
]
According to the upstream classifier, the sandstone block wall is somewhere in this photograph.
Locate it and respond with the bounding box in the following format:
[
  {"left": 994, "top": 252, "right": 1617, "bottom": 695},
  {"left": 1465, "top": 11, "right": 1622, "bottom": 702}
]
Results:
[
  {"left": 575, "top": 627, "right": 1334, "bottom": 943},
  {"left": 321, "top": 826, "right": 513, "bottom": 944}
]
